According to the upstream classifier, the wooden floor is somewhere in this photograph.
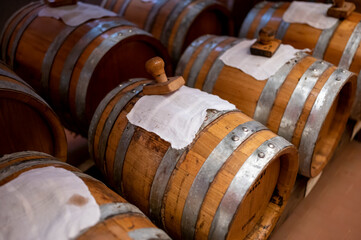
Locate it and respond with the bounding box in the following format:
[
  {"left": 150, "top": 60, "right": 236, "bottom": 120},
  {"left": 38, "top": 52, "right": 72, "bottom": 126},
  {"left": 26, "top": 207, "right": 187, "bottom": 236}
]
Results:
[{"left": 271, "top": 140, "right": 361, "bottom": 240}]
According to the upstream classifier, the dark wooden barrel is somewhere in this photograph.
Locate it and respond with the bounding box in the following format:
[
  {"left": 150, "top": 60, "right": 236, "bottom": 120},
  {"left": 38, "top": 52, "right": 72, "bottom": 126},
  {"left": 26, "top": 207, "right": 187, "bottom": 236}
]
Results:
[
  {"left": 0, "top": 1, "right": 171, "bottom": 135},
  {"left": 100, "top": 0, "right": 232, "bottom": 62},
  {"left": 0, "top": 151, "right": 171, "bottom": 240},
  {"left": 88, "top": 78, "right": 299, "bottom": 239},
  {"left": 0, "top": 62, "right": 67, "bottom": 161},
  {"left": 176, "top": 35, "right": 356, "bottom": 177},
  {"left": 239, "top": 1, "right": 361, "bottom": 120}
]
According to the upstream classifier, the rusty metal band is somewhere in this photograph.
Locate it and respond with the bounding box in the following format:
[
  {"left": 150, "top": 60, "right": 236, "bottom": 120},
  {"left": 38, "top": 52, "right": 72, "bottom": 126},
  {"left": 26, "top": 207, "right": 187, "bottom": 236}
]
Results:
[
  {"left": 275, "top": 20, "right": 290, "bottom": 40},
  {"left": 239, "top": 1, "right": 267, "bottom": 38},
  {"left": 0, "top": 151, "right": 52, "bottom": 164},
  {"left": 41, "top": 26, "right": 76, "bottom": 97},
  {"left": 59, "top": 19, "right": 132, "bottom": 110},
  {"left": 144, "top": 0, "right": 168, "bottom": 32},
  {"left": 312, "top": 20, "right": 340, "bottom": 59},
  {"left": 99, "top": 202, "right": 144, "bottom": 221},
  {"left": 253, "top": 52, "right": 308, "bottom": 125},
  {"left": 172, "top": 0, "right": 216, "bottom": 61},
  {"left": 186, "top": 36, "right": 228, "bottom": 88},
  {"left": 351, "top": 70, "right": 361, "bottom": 120},
  {"left": 209, "top": 136, "right": 292, "bottom": 240},
  {"left": 107, "top": 0, "right": 118, "bottom": 10},
  {"left": 75, "top": 28, "right": 150, "bottom": 127},
  {"left": 149, "top": 109, "right": 234, "bottom": 227},
  {"left": 202, "top": 39, "right": 241, "bottom": 93},
  {"left": 98, "top": 83, "right": 146, "bottom": 176},
  {"left": 160, "top": 0, "right": 192, "bottom": 48},
  {"left": 278, "top": 60, "right": 330, "bottom": 142},
  {"left": 338, "top": 21, "right": 361, "bottom": 69},
  {"left": 0, "top": 68, "right": 29, "bottom": 87},
  {"left": 181, "top": 120, "right": 267, "bottom": 240},
  {"left": 298, "top": 69, "right": 352, "bottom": 177},
  {"left": 0, "top": 80, "right": 48, "bottom": 106},
  {"left": 118, "top": 0, "right": 132, "bottom": 15},
  {"left": 88, "top": 78, "right": 144, "bottom": 161},
  {"left": 100, "top": 0, "right": 108, "bottom": 8},
  {"left": 0, "top": 158, "right": 62, "bottom": 182},
  {"left": 1, "top": 2, "right": 41, "bottom": 61},
  {"left": 9, "top": 5, "right": 43, "bottom": 68},
  {"left": 253, "top": 2, "right": 284, "bottom": 39},
  {"left": 128, "top": 228, "right": 171, "bottom": 240},
  {"left": 175, "top": 35, "right": 211, "bottom": 77}
]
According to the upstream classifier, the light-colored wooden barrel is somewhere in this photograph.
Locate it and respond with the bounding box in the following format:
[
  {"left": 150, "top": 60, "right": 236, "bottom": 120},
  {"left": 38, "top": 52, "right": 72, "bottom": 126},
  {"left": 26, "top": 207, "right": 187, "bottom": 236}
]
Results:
[
  {"left": 176, "top": 35, "right": 357, "bottom": 178},
  {"left": 0, "top": 1, "right": 171, "bottom": 135},
  {"left": 239, "top": 1, "right": 361, "bottom": 120},
  {"left": 100, "top": 0, "right": 232, "bottom": 62},
  {"left": 0, "top": 151, "right": 170, "bottom": 240},
  {"left": 0, "top": 62, "right": 67, "bottom": 161},
  {"left": 88, "top": 78, "right": 299, "bottom": 240}
]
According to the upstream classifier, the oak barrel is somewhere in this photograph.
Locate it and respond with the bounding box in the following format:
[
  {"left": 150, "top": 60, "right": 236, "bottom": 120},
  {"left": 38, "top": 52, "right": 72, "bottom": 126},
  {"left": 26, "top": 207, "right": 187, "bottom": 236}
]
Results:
[
  {"left": 100, "top": 0, "right": 232, "bottom": 62},
  {"left": 0, "top": 151, "right": 170, "bottom": 240},
  {"left": 0, "top": 1, "right": 171, "bottom": 135},
  {"left": 88, "top": 78, "right": 299, "bottom": 239},
  {"left": 239, "top": 1, "right": 361, "bottom": 120},
  {"left": 0, "top": 62, "right": 67, "bottom": 161},
  {"left": 176, "top": 35, "right": 356, "bottom": 177}
]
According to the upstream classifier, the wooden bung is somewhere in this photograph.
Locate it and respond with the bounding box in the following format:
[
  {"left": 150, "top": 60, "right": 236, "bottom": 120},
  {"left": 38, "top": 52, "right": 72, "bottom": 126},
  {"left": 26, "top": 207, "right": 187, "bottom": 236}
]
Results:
[
  {"left": 176, "top": 35, "right": 356, "bottom": 178},
  {"left": 239, "top": 1, "right": 361, "bottom": 120},
  {"left": 0, "top": 1, "right": 171, "bottom": 136},
  {"left": 250, "top": 26, "right": 281, "bottom": 57},
  {"left": 327, "top": 0, "right": 356, "bottom": 18},
  {"left": 143, "top": 57, "right": 185, "bottom": 95},
  {"left": 88, "top": 70, "right": 299, "bottom": 239},
  {"left": 0, "top": 62, "right": 67, "bottom": 161},
  {"left": 0, "top": 151, "right": 170, "bottom": 240},
  {"left": 98, "top": 0, "right": 233, "bottom": 62}
]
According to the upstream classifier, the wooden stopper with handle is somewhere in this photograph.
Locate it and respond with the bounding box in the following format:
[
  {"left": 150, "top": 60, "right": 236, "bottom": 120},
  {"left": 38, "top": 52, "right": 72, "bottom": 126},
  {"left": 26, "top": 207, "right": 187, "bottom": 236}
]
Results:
[
  {"left": 143, "top": 57, "right": 185, "bottom": 95},
  {"left": 250, "top": 27, "right": 281, "bottom": 58},
  {"left": 45, "top": 0, "right": 78, "bottom": 7},
  {"left": 327, "top": 0, "right": 355, "bottom": 18}
]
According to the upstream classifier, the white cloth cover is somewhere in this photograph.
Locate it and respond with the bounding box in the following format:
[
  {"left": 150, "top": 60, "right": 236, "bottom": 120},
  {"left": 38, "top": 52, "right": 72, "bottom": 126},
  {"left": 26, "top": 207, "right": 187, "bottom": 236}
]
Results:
[
  {"left": 283, "top": 1, "right": 338, "bottom": 30},
  {"left": 38, "top": 2, "right": 116, "bottom": 26},
  {"left": 0, "top": 167, "right": 100, "bottom": 240},
  {"left": 219, "top": 39, "right": 310, "bottom": 80},
  {"left": 127, "top": 86, "right": 236, "bottom": 149}
]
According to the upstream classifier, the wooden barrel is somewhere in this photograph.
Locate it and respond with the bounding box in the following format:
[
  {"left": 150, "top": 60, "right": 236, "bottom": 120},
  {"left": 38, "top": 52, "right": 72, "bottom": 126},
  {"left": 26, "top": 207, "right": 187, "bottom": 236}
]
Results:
[
  {"left": 0, "top": 151, "right": 170, "bottom": 240},
  {"left": 100, "top": 0, "right": 232, "bottom": 62},
  {"left": 239, "top": 1, "right": 361, "bottom": 120},
  {"left": 0, "top": 62, "right": 67, "bottom": 161},
  {"left": 88, "top": 78, "right": 299, "bottom": 239},
  {"left": 176, "top": 35, "right": 357, "bottom": 178},
  {"left": 0, "top": 1, "right": 171, "bottom": 135}
]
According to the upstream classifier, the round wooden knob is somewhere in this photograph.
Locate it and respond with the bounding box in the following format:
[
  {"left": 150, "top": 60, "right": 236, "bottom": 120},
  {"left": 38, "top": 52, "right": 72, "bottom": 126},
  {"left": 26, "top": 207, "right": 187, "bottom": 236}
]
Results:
[
  {"left": 258, "top": 27, "right": 275, "bottom": 45},
  {"left": 334, "top": 0, "right": 345, "bottom": 8},
  {"left": 145, "top": 57, "right": 168, "bottom": 83},
  {"left": 45, "top": 0, "right": 78, "bottom": 7}
]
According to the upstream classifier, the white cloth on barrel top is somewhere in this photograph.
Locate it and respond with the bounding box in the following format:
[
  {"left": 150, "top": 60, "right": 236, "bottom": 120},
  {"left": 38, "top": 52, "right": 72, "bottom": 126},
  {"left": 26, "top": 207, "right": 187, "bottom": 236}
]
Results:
[
  {"left": 283, "top": 1, "right": 338, "bottom": 29},
  {"left": 0, "top": 166, "right": 100, "bottom": 240},
  {"left": 38, "top": 2, "right": 116, "bottom": 26},
  {"left": 219, "top": 39, "right": 310, "bottom": 80},
  {"left": 127, "top": 86, "right": 236, "bottom": 149}
]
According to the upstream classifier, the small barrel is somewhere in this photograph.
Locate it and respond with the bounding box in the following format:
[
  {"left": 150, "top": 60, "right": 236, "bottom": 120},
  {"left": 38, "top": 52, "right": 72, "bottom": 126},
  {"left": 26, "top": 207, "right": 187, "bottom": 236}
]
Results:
[
  {"left": 0, "top": 151, "right": 170, "bottom": 240},
  {"left": 239, "top": 1, "right": 361, "bottom": 120},
  {"left": 0, "top": 1, "right": 171, "bottom": 135},
  {"left": 100, "top": 0, "right": 232, "bottom": 62},
  {"left": 88, "top": 78, "right": 299, "bottom": 239},
  {"left": 0, "top": 62, "right": 67, "bottom": 161},
  {"left": 176, "top": 35, "right": 356, "bottom": 178}
]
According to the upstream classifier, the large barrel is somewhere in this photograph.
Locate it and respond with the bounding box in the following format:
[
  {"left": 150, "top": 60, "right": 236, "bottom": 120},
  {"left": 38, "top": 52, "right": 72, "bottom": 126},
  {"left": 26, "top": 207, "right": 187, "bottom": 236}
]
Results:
[
  {"left": 0, "top": 151, "right": 170, "bottom": 240},
  {"left": 176, "top": 35, "right": 356, "bottom": 178},
  {"left": 100, "top": 0, "right": 232, "bottom": 62},
  {"left": 88, "top": 78, "right": 299, "bottom": 239},
  {"left": 239, "top": 1, "right": 361, "bottom": 120},
  {"left": 0, "top": 1, "right": 171, "bottom": 135},
  {"left": 0, "top": 62, "right": 67, "bottom": 161}
]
